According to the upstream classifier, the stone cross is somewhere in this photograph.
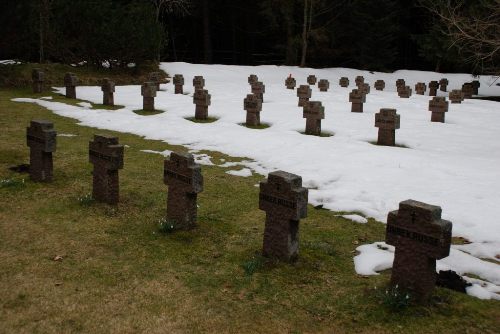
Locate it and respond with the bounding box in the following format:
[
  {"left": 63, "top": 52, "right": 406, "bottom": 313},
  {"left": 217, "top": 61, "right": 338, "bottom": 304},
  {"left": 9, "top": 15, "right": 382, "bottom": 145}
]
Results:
[
  {"left": 248, "top": 74, "right": 258, "bottom": 85},
  {"left": 64, "top": 72, "right": 78, "bottom": 99},
  {"left": 26, "top": 120, "right": 56, "bottom": 182},
  {"left": 375, "top": 108, "right": 400, "bottom": 146},
  {"left": 374, "top": 80, "right": 385, "bottom": 91},
  {"left": 439, "top": 78, "right": 448, "bottom": 92},
  {"left": 386, "top": 199, "right": 452, "bottom": 301},
  {"left": 251, "top": 81, "right": 265, "bottom": 102},
  {"left": 244, "top": 93, "right": 262, "bottom": 126},
  {"left": 462, "top": 83, "right": 473, "bottom": 99},
  {"left": 360, "top": 83, "right": 370, "bottom": 96},
  {"left": 101, "top": 78, "right": 115, "bottom": 106},
  {"left": 173, "top": 74, "right": 184, "bottom": 94},
  {"left": 355, "top": 76, "right": 364, "bottom": 87},
  {"left": 32, "top": 69, "right": 44, "bottom": 93},
  {"left": 415, "top": 82, "right": 426, "bottom": 95},
  {"left": 163, "top": 152, "right": 203, "bottom": 230},
  {"left": 396, "top": 79, "right": 405, "bottom": 90},
  {"left": 193, "top": 76, "right": 205, "bottom": 91},
  {"left": 148, "top": 72, "right": 161, "bottom": 91},
  {"left": 285, "top": 75, "right": 296, "bottom": 89},
  {"left": 471, "top": 80, "right": 480, "bottom": 95},
  {"left": 449, "top": 89, "right": 464, "bottom": 104},
  {"left": 297, "top": 85, "right": 312, "bottom": 107},
  {"left": 259, "top": 171, "right": 308, "bottom": 262},
  {"left": 428, "top": 81, "right": 439, "bottom": 96},
  {"left": 89, "top": 135, "right": 124, "bottom": 205},
  {"left": 193, "top": 89, "right": 211, "bottom": 120},
  {"left": 429, "top": 97, "right": 449, "bottom": 123},
  {"left": 307, "top": 75, "right": 317, "bottom": 85},
  {"left": 349, "top": 88, "right": 365, "bottom": 113},
  {"left": 303, "top": 101, "right": 325, "bottom": 136},
  {"left": 398, "top": 86, "right": 412, "bottom": 98},
  {"left": 318, "top": 79, "right": 330, "bottom": 92},
  {"left": 141, "top": 82, "right": 157, "bottom": 111},
  {"left": 339, "top": 77, "right": 349, "bottom": 87}
]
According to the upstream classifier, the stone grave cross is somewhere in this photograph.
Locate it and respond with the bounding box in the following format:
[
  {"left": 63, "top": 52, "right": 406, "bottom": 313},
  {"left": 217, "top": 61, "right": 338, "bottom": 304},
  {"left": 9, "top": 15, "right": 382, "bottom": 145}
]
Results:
[
  {"left": 26, "top": 120, "right": 56, "bottom": 182},
  {"left": 303, "top": 101, "right": 324, "bottom": 136},
  {"left": 375, "top": 108, "right": 400, "bottom": 146},
  {"left": 244, "top": 93, "right": 262, "bottom": 126}
]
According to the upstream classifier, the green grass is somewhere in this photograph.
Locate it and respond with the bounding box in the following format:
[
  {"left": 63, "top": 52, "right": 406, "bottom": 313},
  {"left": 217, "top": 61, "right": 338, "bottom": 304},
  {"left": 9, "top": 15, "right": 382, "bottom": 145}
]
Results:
[
  {"left": 299, "top": 130, "right": 335, "bottom": 137},
  {"left": 369, "top": 140, "right": 410, "bottom": 148},
  {"left": 133, "top": 109, "right": 165, "bottom": 116},
  {"left": 0, "top": 87, "right": 498, "bottom": 333},
  {"left": 239, "top": 122, "right": 271, "bottom": 129},
  {"left": 185, "top": 116, "right": 219, "bottom": 123}
]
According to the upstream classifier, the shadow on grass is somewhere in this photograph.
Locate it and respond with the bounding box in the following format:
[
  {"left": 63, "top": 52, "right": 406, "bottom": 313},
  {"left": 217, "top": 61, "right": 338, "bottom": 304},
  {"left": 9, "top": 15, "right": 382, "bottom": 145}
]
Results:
[
  {"left": 185, "top": 116, "right": 219, "bottom": 123},
  {"left": 298, "top": 130, "right": 335, "bottom": 137},
  {"left": 133, "top": 109, "right": 165, "bottom": 116},
  {"left": 238, "top": 122, "right": 271, "bottom": 130}
]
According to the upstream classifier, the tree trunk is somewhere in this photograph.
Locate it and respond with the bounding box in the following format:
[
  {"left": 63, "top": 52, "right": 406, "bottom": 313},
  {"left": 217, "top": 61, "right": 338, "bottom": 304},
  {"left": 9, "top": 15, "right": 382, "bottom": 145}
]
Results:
[
  {"left": 202, "top": 0, "right": 212, "bottom": 64},
  {"left": 300, "top": 0, "right": 309, "bottom": 67}
]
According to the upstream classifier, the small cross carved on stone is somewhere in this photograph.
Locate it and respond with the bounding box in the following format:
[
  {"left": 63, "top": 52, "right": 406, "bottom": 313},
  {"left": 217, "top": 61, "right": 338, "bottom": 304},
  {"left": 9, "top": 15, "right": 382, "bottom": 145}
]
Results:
[
  {"left": 164, "top": 152, "right": 204, "bottom": 230},
  {"left": 26, "top": 120, "right": 57, "bottom": 182},
  {"left": 386, "top": 199, "right": 452, "bottom": 301},
  {"left": 259, "top": 171, "right": 308, "bottom": 262},
  {"left": 89, "top": 135, "right": 124, "bottom": 205}
]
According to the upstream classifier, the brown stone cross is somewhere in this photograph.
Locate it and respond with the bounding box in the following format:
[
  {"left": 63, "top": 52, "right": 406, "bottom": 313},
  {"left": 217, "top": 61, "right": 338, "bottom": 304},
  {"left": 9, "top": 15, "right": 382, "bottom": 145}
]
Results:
[
  {"left": 374, "top": 80, "right": 385, "bottom": 91},
  {"left": 462, "top": 83, "right": 473, "bottom": 99},
  {"left": 141, "top": 82, "right": 157, "bottom": 111},
  {"left": 64, "top": 72, "right": 78, "bottom": 99},
  {"left": 32, "top": 69, "right": 44, "bottom": 93},
  {"left": 349, "top": 88, "right": 365, "bottom": 113},
  {"left": 101, "top": 78, "right": 115, "bottom": 106},
  {"left": 307, "top": 75, "right": 317, "bottom": 85},
  {"left": 285, "top": 75, "right": 296, "bottom": 89},
  {"left": 193, "top": 76, "right": 205, "bottom": 91},
  {"left": 449, "top": 90, "right": 464, "bottom": 104},
  {"left": 375, "top": 108, "right": 400, "bottom": 146},
  {"left": 429, "top": 97, "right": 449, "bottom": 123},
  {"left": 297, "top": 85, "right": 312, "bottom": 107},
  {"left": 355, "top": 76, "right": 364, "bottom": 87},
  {"left": 386, "top": 199, "right": 452, "bottom": 301},
  {"left": 248, "top": 74, "right": 258, "bottom": 85},
  {"left": 244, "top": 93, "right": 262, "bottom": 126},
  {"left": 318, "top": 79, "right": 330, "bottom": 92},
  {"left": 415, "top": 82, "right": 426, "bottom": 95},
  {"left": 164, "top": 152, "right": 203, "bottom": 230},
  {"left": 251, "top": 81, "right": 265, "bottom": 102},
  {"left": 471, "top": 80, "right": 480, "bottom": 95},
  {"left": 148, "top": 72, "right": 161, "bottom": 91},
  {"left": 439, "top": 78, "right": 448, "bottom": 92},
  {"left": 303, "top": 101, "right": 325, "bottom": 136},
  {"left": 193, "top": 89, "right": 211, "bottom": 120},
  {"left": 398, "top": 86, "right": 412, "bottom": 98},
  {"left": 173, "top": 74, "right": 184, "bottom": 94},
  {"left": 26, "top": 120, "right": 56, "bottom": 182},
  {"left": 89, "top": 135, "right": 124, "bottom": 205},
  {"left": 396, "top": 79, "right": 405, "bottom": 90},
  {"left": 360, "top": 83, "right": 370, "bottom": 96},
  {"left": 259, "top": 171, "right": 308, "bottom": 262},
  {"left": 428, "top": 81, "right": 439, "bottom": 96},
  {"left": 339, "top": 77, "right": 349, "bottom": 87}
]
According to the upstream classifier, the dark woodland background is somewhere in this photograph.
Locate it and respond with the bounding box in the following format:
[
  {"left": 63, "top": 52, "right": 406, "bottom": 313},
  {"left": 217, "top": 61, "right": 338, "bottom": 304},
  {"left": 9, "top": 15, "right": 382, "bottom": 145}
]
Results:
[{"left": 0, "top": 0, "right": 498, "bottom": 74}]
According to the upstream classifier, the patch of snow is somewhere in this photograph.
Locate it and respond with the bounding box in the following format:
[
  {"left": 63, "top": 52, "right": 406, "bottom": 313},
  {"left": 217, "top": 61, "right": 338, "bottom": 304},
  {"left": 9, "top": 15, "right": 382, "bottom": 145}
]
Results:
[
  {"left": 140, "top": 149, "right": 173, "bottom": 157},
  {"left": 0, "top": 60, "right": 22, "bottom": 65},
  {"left": 226, "top": 168, "right": 253, "bottom": 177},
  {"left": 57, "top": 133, "right": 77, "bottom": 137},
  {"left": 40, "top": 96, "right": 53, "bottom": 100},
  {"left": 338, "top": 214, "right": 368, "bottom": 224},
  {"left": 77, "top": 102, "right": 92, "bottom": 109},
  {"left": 192, "top": 153, "right": 214, "bottom": 166}
]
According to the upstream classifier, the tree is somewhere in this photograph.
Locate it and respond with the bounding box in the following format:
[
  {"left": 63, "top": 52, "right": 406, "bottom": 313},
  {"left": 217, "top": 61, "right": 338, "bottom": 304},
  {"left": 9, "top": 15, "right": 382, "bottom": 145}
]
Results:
[{"left": 419, "top": 0, "right": 500, "bottom": 74}]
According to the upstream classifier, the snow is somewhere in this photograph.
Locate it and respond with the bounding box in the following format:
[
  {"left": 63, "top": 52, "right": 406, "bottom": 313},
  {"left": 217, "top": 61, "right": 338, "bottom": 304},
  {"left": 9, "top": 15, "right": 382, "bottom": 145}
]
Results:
[
  {"left": 226, "top": 168, "right": 253, "bottom": 177},
  {"left": 57, "top": 133, "right": 77, "bottom": 137},
  {"left": 338, "top": 214, "right": 368, "bottom": 224},
  {"left": 0, "top": 59, "right": 22, "bottom": 65},
  {"left": 12, "top": 62, "right": 500, "bottom": 300}
]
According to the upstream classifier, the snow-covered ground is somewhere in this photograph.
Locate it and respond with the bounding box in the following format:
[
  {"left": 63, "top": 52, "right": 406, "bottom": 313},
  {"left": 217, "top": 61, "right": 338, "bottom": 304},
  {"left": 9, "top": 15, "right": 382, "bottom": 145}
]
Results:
[{"left": 13, "top": 62, "right": 500, "bottom": 299}]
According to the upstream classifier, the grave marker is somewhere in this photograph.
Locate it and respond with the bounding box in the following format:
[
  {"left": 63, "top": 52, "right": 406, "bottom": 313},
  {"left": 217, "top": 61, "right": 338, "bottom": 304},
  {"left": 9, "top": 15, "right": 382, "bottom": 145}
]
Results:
[
  {"left": 449, "top": 89, "right": 464, "bottom": 104},
  {"left": 355, "top": 76, "right": 364, "bottom": 87},
  {"left": 375, "top": 108, "right": 400, "bottom": 146},
  {"left": 101, "top": 78, "right": 115, "bottom": 106},
  {"left": 303, "top": 101, "right": 325, "bottom": 136},
  {"left": 244, "top": 93, "right": 262, "bottom": 126},
  {"left": 193, "top": 89, "right": 211, "bottom": 120},
  {"left": 415, "top": 82, "right": 426, "bottom": 95},
  {"left": 251, "top": 81, "right": 265, "bottom": 102},
  {"left": 339, "top": 77, "right": 349, "bottom": 87},
  {"left": 428, "top": 81, "right": 439, "bottom": 96},
  {"left": 318, "top": 79, "right": 330, "bottom": 92},
  {"left": 374, "top": 80, "right": 385, "bottom": 91},
  {"left": 173, "top": 74, "right": 184, "bottom": 94},
  {"left": 307, "top": 75, "right": 317, "bottom": 85},
  {"left": 26, "top": 120, "right": 56, "bottom": 182},
  {"left": 398, "top": 86, "right": 412, "bottom": 98},
  {"left": 462, "top": 83, "right": 473, "bottom": 99},
  {"left": 89, "top": 135, "right": 124, "bottom": 205},
  {"left": 193, "top": 76, "right": 205, "bottom": 90},
  {"left": 349, "top": 88, "right": 365, "bottom": 113},
  {"left": 360, "top": 83, "right": 370, "bottom": 96},
  {"left": 439, "top": 78, "right": 448, "bottom": 92},
  {"left": 163, "top": 152, "right": 203, "bottom": 230},
  {"left": 259, "top": 171, "right": 308, "bottom": 262},
  {"left": 386, "top": 200, "right": 452, "bottom": 301},
  {"left": 396, "top": 79, "right": 405, "bottom": 90},
  {"left": 248, "top": 74, "right": 258, "bottom": 85},
  {"left": 285, "top": 75, "right": 296, "bottom": 89},
  {"left": 297, "top": 85, "right": 312, "bottom": 107},
  {"left": 429, "top": 97, "right": 449, "bottom": 123},
  {"left": 149, "top": 72, "right": 161, "bottom": 91},
  {"left": 471, "top": 80, "right": 480, "bottom": 95},
  {"left": 64, "top": 72, "right": 78, "bottom": 99},
  {"left": 32, "top": 69, "right": 44, "bottom": 93},
  {"left": 141, "top": 82, "right": 157, "bottom": 111}
]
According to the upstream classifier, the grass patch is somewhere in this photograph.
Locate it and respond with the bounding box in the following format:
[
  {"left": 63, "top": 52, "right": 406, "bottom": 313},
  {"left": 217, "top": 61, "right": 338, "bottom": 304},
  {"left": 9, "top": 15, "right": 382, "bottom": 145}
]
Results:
[
  {"left": 238, "top": 122, "right": 271, "bottom": 129},
  {"left": 132, "top": 109, "right": 165, "bottom": 116},
  {"left": 299, "top": 130, "right": 335, "bottom": 137},
  {"left": 0, "top": 178, "right": 25, "bottom": 189},
  {"left": 0, "top": 87, "right": 499, "bottom": 333},
  {"left": 185, "top": 116, "right": 219, "bottom": 123},
  {"left": 77, "top": 193, "right": 94, "bottom": 206},
  {"left": 369, "top": 140, "right": 410, "bottom": 148},
  {"left": 90, "top": 103, "right": 125, "bottom": 111}
]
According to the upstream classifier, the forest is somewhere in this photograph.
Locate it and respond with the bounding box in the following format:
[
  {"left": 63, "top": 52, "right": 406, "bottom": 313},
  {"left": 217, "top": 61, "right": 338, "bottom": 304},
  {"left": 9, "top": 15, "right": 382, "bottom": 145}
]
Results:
[{"left": 0, "top": 0, "right": 498, "bottom": 74}]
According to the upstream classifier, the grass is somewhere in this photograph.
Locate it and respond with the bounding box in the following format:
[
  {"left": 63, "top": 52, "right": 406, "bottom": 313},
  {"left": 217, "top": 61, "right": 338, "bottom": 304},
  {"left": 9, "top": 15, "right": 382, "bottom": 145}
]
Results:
[
  {"left": 299, "top": 130, "right": 335, "bottom": 137},
  {"left": 185, "top": 116, "right": 219, "bottom": 123},
  {"left": 0, "top": 87, "right": 499, "bottom": 333},
  {"left": 132, "top": 109, "right": 165, "bottom": 116},
  {"left": 239, "top": 122, "right": 271, "bottom": 130},
  {"left": 369, "top": 140, "right": 410, "bottom": 149}
]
